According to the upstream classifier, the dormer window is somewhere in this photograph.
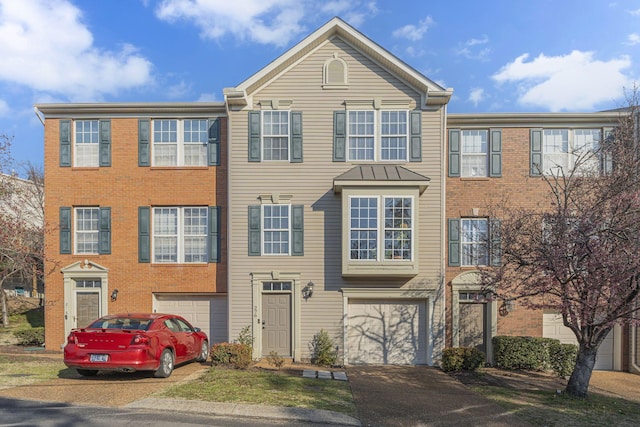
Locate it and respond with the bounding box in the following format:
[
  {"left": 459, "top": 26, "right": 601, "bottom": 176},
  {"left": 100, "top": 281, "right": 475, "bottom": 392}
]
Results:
[{"left": 323, "top": 54, "right": 348, "bottom": 89}]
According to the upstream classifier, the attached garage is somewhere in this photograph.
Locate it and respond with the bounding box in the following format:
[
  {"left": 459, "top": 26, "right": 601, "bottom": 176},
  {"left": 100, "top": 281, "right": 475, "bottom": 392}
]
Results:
[
  {"left": 154, "top": 294, "right": 227, "bottom": 344},
  {"left": 542, "top": 312, "right": 614, "bottom": 371},
  {"left": 346, "top": 299, "right": 428, "bottom": 365}
]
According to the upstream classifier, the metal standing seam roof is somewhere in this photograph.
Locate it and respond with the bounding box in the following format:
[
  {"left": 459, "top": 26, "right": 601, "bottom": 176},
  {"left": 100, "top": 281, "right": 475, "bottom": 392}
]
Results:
[{"left": 333, "top": 165, "right": 431, "bottom": 194}]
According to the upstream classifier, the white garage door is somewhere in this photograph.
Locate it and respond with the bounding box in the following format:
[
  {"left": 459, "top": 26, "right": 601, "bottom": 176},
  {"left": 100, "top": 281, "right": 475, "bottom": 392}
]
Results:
[
  {"left": 543, "top": 312, "right": 614, "bottom": 370},
  {"left": 347, "top": 299, "right": 428, "bottom": 365},
  {"left": 154, "top": 294, "right": 227, "bottom": 344}
]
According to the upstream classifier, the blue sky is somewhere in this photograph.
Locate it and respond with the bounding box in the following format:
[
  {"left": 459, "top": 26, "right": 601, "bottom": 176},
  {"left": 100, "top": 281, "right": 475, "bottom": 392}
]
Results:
[{"left": 1, "top": 0, "right": 639, "bottom": 170}]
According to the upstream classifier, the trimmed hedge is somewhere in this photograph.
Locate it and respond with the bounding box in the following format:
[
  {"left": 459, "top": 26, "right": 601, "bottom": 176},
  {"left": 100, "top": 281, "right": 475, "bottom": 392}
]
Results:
[
  {"left": 210, "top": 343, "right": 252, "bottom": 369},
  {"left": 492, "top": 335, "right": 577, "bottom": 376},
  {"left": 13, "top": 327, "right": 45, "bottom": 346},
  {"left": 441, "top": 347, "right": 485, "bottom": 372}
]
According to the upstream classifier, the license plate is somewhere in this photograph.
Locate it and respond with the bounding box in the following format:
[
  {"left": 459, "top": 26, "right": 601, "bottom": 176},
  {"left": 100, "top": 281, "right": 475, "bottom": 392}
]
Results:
[{"left": 90, "top": 354, "right": 108, "bottom": 362}]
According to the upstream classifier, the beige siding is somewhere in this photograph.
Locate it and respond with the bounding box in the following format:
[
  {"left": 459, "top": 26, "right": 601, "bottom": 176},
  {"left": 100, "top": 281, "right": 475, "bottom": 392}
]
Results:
[{"left": 227, "top": 38, "right": 445, "bottom": 362}]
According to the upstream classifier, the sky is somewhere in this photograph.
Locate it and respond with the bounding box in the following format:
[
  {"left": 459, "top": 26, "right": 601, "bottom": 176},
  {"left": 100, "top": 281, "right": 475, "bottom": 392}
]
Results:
[{"left": 0, "top": 0, "right": 639, "bottom": 171}]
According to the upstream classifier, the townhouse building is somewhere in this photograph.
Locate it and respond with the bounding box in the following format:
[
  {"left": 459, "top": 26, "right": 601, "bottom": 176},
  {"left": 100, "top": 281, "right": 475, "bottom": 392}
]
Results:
[{"left": 37, "top": 17, "right": 640, "bottom": 372}]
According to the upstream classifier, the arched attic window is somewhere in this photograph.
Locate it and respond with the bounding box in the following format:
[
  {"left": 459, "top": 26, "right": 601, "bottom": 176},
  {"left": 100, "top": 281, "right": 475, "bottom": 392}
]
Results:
[{"left": 323, "top": 54, "right": 348, "bottom": 89}]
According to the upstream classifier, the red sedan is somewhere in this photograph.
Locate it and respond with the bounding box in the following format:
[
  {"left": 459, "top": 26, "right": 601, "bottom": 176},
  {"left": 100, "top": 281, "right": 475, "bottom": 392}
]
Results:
[{"left": 64, "top": 313, "right": 209, "bottom": 378}]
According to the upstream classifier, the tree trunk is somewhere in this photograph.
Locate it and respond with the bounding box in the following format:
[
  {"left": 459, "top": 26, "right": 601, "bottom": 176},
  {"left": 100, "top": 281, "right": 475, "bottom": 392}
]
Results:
[
  {"left": 1, "top": 289, "right": 8, "bottom": 328},
  {"left": 565, "top": 346, "right": 597, "bottom": 397}
]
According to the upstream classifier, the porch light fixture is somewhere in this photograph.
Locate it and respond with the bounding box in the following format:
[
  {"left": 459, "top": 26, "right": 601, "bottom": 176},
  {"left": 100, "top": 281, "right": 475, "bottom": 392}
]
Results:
[
  {"left": 302, "top": 281, "right": 314, "bottom": 299},
  {"left": 110, "top": 289, "right": 119, "bottom": 302}
]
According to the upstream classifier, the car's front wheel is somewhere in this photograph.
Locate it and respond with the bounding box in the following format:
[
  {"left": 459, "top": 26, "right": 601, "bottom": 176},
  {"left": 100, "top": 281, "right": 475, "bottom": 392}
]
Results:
[
  {"left": 154, "top": 349, "right": 174, "bottom": 378},
  {"left": 76, "top": 369, "right": 98, "bottom": 377},
  {"left": 196, "top": 340, "right": 209, "bottom": 362}
]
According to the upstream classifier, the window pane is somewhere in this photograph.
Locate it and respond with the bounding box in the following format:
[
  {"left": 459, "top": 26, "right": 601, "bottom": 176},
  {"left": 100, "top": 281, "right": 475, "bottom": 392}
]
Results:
[
  {"left": 75, "top": 120, "right": 99, "bottom": 167},
  {"left": 184, "top": 208, "right": 207, "bottom": 262},
  {"left": 461, "top": 130, "right": 487, "bottom": 177},
  {"left": 154, "top": 208, "right": 178, "bottom": 262},
  {"left": 183, "top": 119, "right": 208, "bottom": 166},
  {"left": 349, "top": 197, "right": 377, "bottom": 260},
  {"left": 383, "top": 197, "right": 412, "bottom": 260},
  {"left": 381, "top": 111, "right": 407, "bottom": 161},
  {"left": 262, "top": 111, "right": 289, "bottom": 161},
  {"left": 461, "top": 218, "right": 488, "bottom": 266},
  {"left": 543, "top": 129, "right": 569, "bottom": 174},
  {"left": 75, "top": 208, "right": 99, "bottom": 254},
  {"left": 573, "top": 129, "right": 601, "bottom": 174},
  {"left": 263, "top": 205, "right": 290, "bottom": 254},
  {"left": 348, "top": 111, "right": 374, "bottom": 160}
]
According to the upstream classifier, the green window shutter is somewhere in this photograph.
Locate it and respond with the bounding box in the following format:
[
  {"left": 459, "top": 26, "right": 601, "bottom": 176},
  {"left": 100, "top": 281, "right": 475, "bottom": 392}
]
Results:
[
  {"left": 290, "top": 111, "right": 303, "bottom": 163},
  {"left": 248, "top": 111, "right": 261, "bottom": 162},
  {"left": 448, "top": 129, "right": 460, "bottom": 177},
  {"left": 333, "top": 111, "right": 346, "bottom": 162},
  {"left": 99, "top": 120, "right": 111, "bottom": 167},
  {"left": 489, "top": 128, "right": 502, "bottom": 177},
  {"left": 291, "top": 205, "right": 304, "bottom": 256},
  {"left": 409, "top": 110, "right": 422, "bottom": 162},
  {"left": 60, "top": 207, "right": 71, "bottom": 254},
  {"left": 60, "top": 120, "right": 71, "bottom": 167},
  {"left": 490, "top": 219, "right": 501, "bottom": 266},
  {"left": 208, "top": 206, "right": 220, "bottom": 263},
  {"left": 138, "top": 119, "right": 150, "bottom": 167},
  {"left": 208, "top": 118, "right": 220, "bottom": 166},
  {"left": 248, "top": 206, "right": 261, "bottom": 256},
  {"left": 602, "top": 127, "right": 614, "bottom": 174},
  {"left": 448, "top": 218, "right": 460, "bottom": 267},
  {"left": 138, "top": 206, "right": 150, "bottom": 263},
  {"left": 530, "top": 128, "right": 543, "bottom": 176},
  {"left": 98, "top": 207, "right": 111, "bottom": 254}
]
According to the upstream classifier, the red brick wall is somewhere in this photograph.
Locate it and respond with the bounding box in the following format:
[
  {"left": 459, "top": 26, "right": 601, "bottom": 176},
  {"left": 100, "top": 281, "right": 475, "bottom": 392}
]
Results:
[
  {"left": 43, "top": 117, "right": 227, "bottom": 350},
  {"left": 445, "top": 127, "right": 550, "bottom": 347}
]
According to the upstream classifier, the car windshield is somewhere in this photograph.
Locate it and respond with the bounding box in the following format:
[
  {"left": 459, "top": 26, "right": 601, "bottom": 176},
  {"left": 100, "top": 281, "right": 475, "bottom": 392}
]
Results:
[{"left": 89, "top": 317, "right": 152, "bottom": 330}]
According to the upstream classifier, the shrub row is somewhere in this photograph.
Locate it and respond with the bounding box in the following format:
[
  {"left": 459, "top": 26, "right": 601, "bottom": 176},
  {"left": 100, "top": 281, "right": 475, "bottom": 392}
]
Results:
[
  {"left": 441, "top": 347, "right": 485, "bottom": 372},
  {"left": 492, "top": 336, "right": 577, "bottom": 377},
  {"left": 13, "top": 327, "right": 45, "bottom": 346},
  {"left": 210, "top": 343, "right": 252, "bottom": 369}
]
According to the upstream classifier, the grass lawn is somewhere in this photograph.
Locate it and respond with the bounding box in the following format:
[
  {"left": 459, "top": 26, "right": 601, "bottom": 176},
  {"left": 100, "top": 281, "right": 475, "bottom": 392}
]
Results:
[
  {"left": 158, "top": 366, "right": 357, "bottom": 416},
  {"left": 0, "top": 355, "right": 75, "bottom": 388},
  {"left": 472, "top": 384, "right": 640, "bottom": 426}
]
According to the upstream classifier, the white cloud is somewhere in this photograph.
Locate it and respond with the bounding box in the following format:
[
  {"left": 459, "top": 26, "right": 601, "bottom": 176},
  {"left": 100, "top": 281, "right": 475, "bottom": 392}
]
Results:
[
  {"left": 468, "top": 88, "right": 485, "bottom": 107},
  {"left": 492, "top": 50, "right": 633, "bottom": 111},
  {"left": 156, "top": 0, "right": 307, "bottom": 47},
  {"left": 197, "top": 92, "right": 220, "bottom": 102},
  {"left": 0, "top": 99, "right": 9, "bottom": 117},
  {"left": 392, "top": 16, "right": 433, "bottom": 42},
  {"left": 0, "top": 0, "right": 153, "bottom": 101},
  {"left": 455, "top": 35, "right": 490, "bottom": 61},
  {"left": 627, "top": 33, "right": 640, "bottom": 45},
  {"left": 628, "top": 8, "right": 640, "bottom": 15}
]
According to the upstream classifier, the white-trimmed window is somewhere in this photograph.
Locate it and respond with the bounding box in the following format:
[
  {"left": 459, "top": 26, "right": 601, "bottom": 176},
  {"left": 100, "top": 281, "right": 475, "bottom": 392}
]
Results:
[
  {"left": 74, "top": 120, "right": 99, "bottom": 167},
  {"left": 153, "top": 207, "right": 208, "bottom": 263},
  {"left": 75, "top": 207, "right": 99, "bottom": 254},
  {"left": 461, "top": 218, "right": 488, "bottom": 266},
  {"left": 348, "top": 110, "right": 408, "bottom": 161},
  {"left": 262, "top": 111, "right": 290, "bottom": 161},
  {"left": 349, "top": 196, "right": 413, "bottom": 261},
  {"left": 152, "top": 119, "right": 208, "bottom": 166},
  {"left": 461, "top": 130, "right": 488, "bottom": 177},
  {"left": 263, "top": 204, "right": 290, "bottom": 255},
  {"left": 542, "top": 129, "right": 601, "bottom": 175}
]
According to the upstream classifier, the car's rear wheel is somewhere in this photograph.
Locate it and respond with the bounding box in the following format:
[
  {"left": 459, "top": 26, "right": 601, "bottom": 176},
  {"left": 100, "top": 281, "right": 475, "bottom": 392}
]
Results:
[
  {"left": 196, "top": 340, "right": 209, "bottom": 362},
  {"left": 76, "top": 369, "right": 98, "bottom": 377},
  {"left": 154, "top": 349, "right": 174, "bottom": 378}
]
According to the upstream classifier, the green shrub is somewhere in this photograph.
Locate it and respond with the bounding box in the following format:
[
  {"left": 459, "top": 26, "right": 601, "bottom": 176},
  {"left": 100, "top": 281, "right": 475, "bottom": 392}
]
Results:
[
  {"left": 210, "top": 343, "right": 252, "bottom": 369},
  {"left": 493, "top": 336, "right": 560, "bottom": 370},
  {"left": 548, "top": 342, "right": 577, "bottom": 377},
  {"left": 309, "top": 329, "right": 337, "bottom": 367},
  {"left": 441, "top": 347, "right": 485, "bottom": 372},
  {"left": 13, "top": 327, "right": 44, "bottom": 346},
  {"left": 265, "top": 351, "right": 285, "bottom": 370}
]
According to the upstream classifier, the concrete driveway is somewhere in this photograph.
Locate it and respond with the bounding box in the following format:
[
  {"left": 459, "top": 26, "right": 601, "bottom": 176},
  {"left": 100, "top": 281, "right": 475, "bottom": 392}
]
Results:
[
  {"left": 0, "top": 359, "right": 208, "bottom": 407},
  {"left": 346, "top": 365, "right": 532, "bottom": 427}
]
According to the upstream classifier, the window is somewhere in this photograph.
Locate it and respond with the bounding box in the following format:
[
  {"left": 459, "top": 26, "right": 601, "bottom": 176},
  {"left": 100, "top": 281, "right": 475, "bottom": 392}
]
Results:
[
  {"left": 349, "top": 196, "right": 413, "bottom": 261},
  {"left": 75, "top": 279, "right": 101, "bottom": 288},
  {"left": 461, "top": 130, "right": 487, "bottom": 177},
  {"left": 262, "top": 282, "right": 292, "bottom": 291},
  {"left": 348, "top": 110, "right": 408, "bottom": 161},
  {"left": 461, "top": 218, "right": 488, "bottom": 266},
  {"left": 263, "top": 204, "right": 290, "bottom": 254},
  {"left": 153, "top": 207, "right": 208, "bottom": 263},
  {"left": 75, "top": 207, "right": 99, "bottom": 254},
  {"left": 152, "top": 119, "right": 208, "bottom": 166},
  {"left": 262, "top": 111, "right": 290, "bottom": 161},
  {"left": 75, "top": 120, "right": 99, "bottom": 167},
  {"left": 539, "top": 129, "right": 601, "bottom": 175}
]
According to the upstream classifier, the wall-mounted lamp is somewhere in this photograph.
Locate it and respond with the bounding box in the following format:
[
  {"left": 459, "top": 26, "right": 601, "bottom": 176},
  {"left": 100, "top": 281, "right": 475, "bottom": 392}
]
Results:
[
  {"left": 302, "top": 281, "right": 314, "bottom": 299},
  {"left": 110, "top": 289, "right": 119, "bottom": 302},
  {"left": 499, "top": 298, "right": 515, "bottom": 316}
]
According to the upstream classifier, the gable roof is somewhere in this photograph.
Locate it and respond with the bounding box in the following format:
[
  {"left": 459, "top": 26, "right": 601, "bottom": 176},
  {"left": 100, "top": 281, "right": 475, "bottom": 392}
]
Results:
[
  {"left": 224, "top": 17, "right": 452, "bottom": 107},
  {"left": 333, "top": 165, "right": 430, "bottom": 194}
]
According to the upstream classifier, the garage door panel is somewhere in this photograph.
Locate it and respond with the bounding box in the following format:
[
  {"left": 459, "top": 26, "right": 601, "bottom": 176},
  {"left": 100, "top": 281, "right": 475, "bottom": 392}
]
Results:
[
  {"left": 155, "top": 295, "right": 228, "bottom": 345},
  {"left": 543, "top": 312, "right": 613, "bottom": 370},
  {"left": 347, "top": 300, "right": 427, "bottom": 365}
]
